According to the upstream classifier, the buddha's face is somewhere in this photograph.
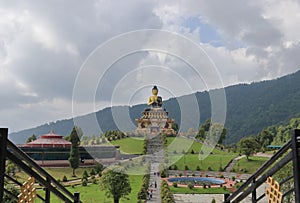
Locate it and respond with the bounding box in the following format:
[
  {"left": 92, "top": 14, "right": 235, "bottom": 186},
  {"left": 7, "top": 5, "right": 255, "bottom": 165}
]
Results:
[{"left": 152, "top": 89, "right": 158, "bottom": 95}]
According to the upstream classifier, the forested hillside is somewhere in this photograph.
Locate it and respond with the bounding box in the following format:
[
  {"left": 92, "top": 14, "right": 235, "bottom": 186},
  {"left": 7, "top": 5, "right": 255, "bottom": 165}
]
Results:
[{"left": 9, "top": 70, "right": 300, "bottom": 144}]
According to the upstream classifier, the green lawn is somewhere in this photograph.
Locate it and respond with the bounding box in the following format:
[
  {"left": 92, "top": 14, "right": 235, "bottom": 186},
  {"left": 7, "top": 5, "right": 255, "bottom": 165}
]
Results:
[
  {"left": 166, "top": 137, "right": 238, "bottom": 171},
  {"left": 45, "top": 167, "right": 95, "bottom": 181},
  {"left": 170, "top": 186, "right": 230, "bottom": 194},
  {"left": 15, "top": 167, "right": 95, "bottom": 183},
  {"left": 35, "top": 175, "right": 143, "bottom": 203},
  {"left": 233, "top": 156, "right": 270, "bottom": 174},
  {"left": 166, "top": 137, "right": 233, "bottom": 155},
  {"left": 168, "top": 154, "right": 237, "bottom": 171},
  {"left": 110, "top": 137, "right": 144, "bottom": 154}
]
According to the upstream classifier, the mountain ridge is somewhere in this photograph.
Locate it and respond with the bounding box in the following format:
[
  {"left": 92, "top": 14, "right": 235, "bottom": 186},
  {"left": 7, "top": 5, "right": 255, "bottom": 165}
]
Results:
[{"left": 9, "top": 70, "right": 300, "bottom": 144}]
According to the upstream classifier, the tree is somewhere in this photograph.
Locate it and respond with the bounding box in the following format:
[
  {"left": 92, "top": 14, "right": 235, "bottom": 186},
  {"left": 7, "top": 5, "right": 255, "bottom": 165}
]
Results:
[
  {"left": 26, "top": 134, "right": 37, "bottom": 143},
  {"left": 238, "top": 136, "right": 258, "bottom": 160},
  {"left": 68, "top": 126, "right": 82, "bottom": 177},
  {"left": 208, "top": 123, "right": 226, "bottom": 144},
  {"left": 187, "top": 128, "right": 196, "bottom": 137},
  {"left": 172, "top": 123, "right": 179, "bottom": 132},
  {"left": 196, "top": 119, "right": 226, "bottom": 144},
  {"left": 100, "top": 168, "right": 131, "bottom": 203},
  {"left": 197, "top": 118, "right": 211, "bottom": 139}
]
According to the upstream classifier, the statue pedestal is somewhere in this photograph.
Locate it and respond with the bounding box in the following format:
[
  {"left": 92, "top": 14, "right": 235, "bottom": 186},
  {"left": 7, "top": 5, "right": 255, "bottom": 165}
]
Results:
[{"left": 135, "top": 107, "right": 175, "bottom": 135}]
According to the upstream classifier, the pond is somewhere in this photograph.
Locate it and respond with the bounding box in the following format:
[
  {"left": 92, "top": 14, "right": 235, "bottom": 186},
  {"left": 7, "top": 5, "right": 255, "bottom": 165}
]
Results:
[{"left": 168, "top": 177, "right": 225, "bottom": 186}]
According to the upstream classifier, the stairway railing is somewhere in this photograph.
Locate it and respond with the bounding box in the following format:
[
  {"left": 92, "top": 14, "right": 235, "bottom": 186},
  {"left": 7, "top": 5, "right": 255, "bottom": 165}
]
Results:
[
  {"left": 0, "top": 128, "right": 81, "bottom": 203},
  {"left": 224, "top": 129, "right": 300, "bottom": 203}
]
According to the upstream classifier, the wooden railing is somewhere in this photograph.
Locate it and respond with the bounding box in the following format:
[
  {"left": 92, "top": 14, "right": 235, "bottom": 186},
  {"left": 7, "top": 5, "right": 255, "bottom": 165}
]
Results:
[
  {"left": 224, "top": 129, "right": 300, "bottom": 203},
  {"left": 0, "top": 128, "right": 81, "bottom": 203}
]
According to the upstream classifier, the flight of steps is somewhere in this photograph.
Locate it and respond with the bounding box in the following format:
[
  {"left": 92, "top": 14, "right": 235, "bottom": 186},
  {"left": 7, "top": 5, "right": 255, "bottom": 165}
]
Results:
[{"left": 146, "top": 134, "right": 165, "bottom": 203}]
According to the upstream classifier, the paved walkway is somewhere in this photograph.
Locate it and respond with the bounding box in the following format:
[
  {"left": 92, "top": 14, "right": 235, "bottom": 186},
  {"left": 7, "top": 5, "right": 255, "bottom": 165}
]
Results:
[
  {"left": 224, "top": 155, "right": 245, "bottom": 172},
  {"left": 173, "top": 183, "right": 268, "bottom": 203},
  {"left": 147, "top": 162, "right": 161, "bottom": 202},
  {"left": 146, "top": 134, "right": 163, "bottom": 202}
]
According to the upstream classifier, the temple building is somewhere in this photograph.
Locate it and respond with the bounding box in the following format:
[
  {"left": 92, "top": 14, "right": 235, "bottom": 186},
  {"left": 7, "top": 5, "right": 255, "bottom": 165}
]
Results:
[
  {"left": 135, "top": 86, "right": 176, "bottom": 135},
  {"left": 23, "top": 132, "right": 71, "bottom": 148},
  {"left": 19, "top": 131, "right": 118, "bottom": 166}
]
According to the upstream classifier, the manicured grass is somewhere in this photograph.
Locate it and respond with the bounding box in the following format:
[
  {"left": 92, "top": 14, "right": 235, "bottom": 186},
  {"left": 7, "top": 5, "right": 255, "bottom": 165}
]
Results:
[
  {"left": 166, "top": 137, "right": 238, "bottom": 171},
  {"left": 110, "top": 137, "right": 144, "bottom": 154},
  {"left": 170, "top": 186, "right": 230, "bottom": 194},
  {"left": 166, "top": 137, "right": 235, "bottom": 155},
  {"left": 168, "top": 154, "right": 237, "bottom": 171},
  {"left": 35, "top": 175, "right": 143, "bottom": 203},
  {"left": 45, "top": 167, "right": 95, "bottom": 181},
  {"left": 15, "top": 167, "right": 95, "bottom": 183},
  {"left": 233, "top": 156, "right": 270, "bottom": 174}
]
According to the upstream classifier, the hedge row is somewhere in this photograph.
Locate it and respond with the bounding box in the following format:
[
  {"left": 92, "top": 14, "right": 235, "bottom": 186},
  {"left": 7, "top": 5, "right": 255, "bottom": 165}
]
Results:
[
  {"left": 160, "top": 180, "right": 175, "bottom": 203},
  {"left": 137, "top": 163, "right": 151, "bottom": 202}
]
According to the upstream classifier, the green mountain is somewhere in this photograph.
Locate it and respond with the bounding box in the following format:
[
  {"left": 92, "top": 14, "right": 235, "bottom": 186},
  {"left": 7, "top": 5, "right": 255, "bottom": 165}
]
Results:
[{"left": 9, "top": 70, "right": 300, "bottom": 144}]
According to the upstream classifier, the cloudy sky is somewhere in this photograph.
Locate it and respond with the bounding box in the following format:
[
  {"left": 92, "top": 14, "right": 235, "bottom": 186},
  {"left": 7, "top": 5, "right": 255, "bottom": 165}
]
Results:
[{"left": 1, "top": 0, "right": 300, "bottom": 133}]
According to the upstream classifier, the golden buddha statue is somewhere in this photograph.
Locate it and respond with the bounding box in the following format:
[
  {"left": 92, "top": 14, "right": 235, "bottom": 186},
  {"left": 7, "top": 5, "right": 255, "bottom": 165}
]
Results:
[{"left": 147, "top": 85, "right": 162, "bottom": 108}]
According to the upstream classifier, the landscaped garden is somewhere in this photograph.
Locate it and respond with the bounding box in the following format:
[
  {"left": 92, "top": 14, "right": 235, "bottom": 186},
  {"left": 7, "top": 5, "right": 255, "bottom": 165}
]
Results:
[
  {"left": 9, "top": 135, "right": 271, "bottom": 202},
  {"left": 233, "top": 156, "right": 270, "bottom": 174}
]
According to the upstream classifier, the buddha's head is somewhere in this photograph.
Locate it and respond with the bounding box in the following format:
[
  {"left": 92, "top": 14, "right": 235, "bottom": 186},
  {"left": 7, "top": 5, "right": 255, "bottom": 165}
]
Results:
[{"left": 152, "top": 85, "right": 158, "bottom": 95}]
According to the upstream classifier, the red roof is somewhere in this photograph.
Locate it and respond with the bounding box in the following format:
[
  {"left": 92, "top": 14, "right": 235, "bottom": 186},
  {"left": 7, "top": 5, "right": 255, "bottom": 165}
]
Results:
[{"left": 23, "top": 132, "right": 71, "bottom": 148}]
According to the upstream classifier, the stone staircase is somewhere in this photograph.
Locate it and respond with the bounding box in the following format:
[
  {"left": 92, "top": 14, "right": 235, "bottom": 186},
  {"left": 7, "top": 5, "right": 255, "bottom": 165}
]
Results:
[{"left": 146, "top": 134, "right": 165, "bottom": 202}]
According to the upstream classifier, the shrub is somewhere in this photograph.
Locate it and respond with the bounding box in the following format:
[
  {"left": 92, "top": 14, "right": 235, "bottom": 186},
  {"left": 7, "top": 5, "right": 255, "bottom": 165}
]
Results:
[
  {"left": 172, "top": 182, "right": 178, "bottom": 187},
  {"left": 187, "top": 183, "right": 194, "bottom": 189},
  {"left": 211, "top": 198, "right": 216, "bottom": 203},
  {"left": 196, "top": 165, "right": 201, "bottom": 171},
  {"left": 192, "top": 173, "right": 195, "bottom": 177},
  {"left": 82, "top": 179, "right": 88, "bottom": 186},
  {"left": 160, "top": 169, "right": 168, "bottom": 178},
  {"left": 92, "top": 178, "right": 97, "bottom": 184},
  {"left": 90, "top": 169, "right": 96, "bottom": 176},
  {"left": 207, "top": 166, "right": 212, "bottom": 171},
  {"left": 82, "top": 170, "right": 88, "bottom": 179},
  {"left": 94, "top": 162, "right": 103, "bottom": 174},
  {"left": 232, "top": 176, "right": 236, "bottom": 181},
  {"left": 62, "top": 175, "right": 68, "bottom": 182},
  {"left": 191, "top": 149, "right": 195, "bottom": 154},
  {"left": 179, "top": 173, "right": 182, "bottom": 177},
  {"left": 161, "top": 180, "right": 175, "bottom": 202},
  {"left": 184, "top": 165, "right": 189, "bottom": 170}
]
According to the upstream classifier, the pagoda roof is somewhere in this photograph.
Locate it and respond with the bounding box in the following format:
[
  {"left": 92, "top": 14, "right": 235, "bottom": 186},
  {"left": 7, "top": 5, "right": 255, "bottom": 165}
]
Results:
[{"left": 22, "top": 132, "right": 71, "bottom": 148}]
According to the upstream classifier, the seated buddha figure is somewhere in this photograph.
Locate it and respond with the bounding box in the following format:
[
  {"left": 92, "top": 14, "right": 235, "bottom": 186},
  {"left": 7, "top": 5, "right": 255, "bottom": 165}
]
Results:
[{"left": 147, "top": 85, "right": 162, "bottom": 108}]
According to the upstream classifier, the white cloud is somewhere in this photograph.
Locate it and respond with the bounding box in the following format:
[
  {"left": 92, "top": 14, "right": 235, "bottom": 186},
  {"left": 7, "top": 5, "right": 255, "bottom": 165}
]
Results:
[{"left": 0, "top": 0, "right": 300, "bottom": 132}]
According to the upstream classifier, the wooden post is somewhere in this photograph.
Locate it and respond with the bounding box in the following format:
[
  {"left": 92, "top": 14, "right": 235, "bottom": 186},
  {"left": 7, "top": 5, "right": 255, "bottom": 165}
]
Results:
[
  {"left": 292, "top": 129, "right": 300, "bottom": 202},
  {"left": 0, "top": 128, "right": 8, "bottom": 201},
  {"left": 251, "top": 178, "right": 256, "bottom": 202},
  {"left": 74, "top": 192, "right": 80, "bottom": 203},
  {"left": 45, "top": 176, "right": 50, "bottom": 203}
]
